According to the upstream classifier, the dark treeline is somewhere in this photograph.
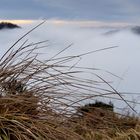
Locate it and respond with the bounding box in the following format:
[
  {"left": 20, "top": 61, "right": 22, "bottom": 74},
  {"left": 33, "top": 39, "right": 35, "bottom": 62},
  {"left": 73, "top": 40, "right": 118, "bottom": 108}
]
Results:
[{"left": 0, "top": 22, "right": 20, "bottom": 30}]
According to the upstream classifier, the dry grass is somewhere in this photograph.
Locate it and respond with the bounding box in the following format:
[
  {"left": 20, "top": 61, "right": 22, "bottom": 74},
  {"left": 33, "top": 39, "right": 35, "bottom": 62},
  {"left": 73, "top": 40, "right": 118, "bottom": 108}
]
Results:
[{"left": 0, "top": 22, "right": 139, "bottom": 140}]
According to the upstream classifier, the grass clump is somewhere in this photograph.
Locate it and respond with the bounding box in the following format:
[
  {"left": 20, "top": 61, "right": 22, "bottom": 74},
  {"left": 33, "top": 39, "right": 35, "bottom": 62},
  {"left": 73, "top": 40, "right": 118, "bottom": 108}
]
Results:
[
  {"left": 70, "top": 101, "right": 139, "bottom": 139},
  {"left": 0, "top": 22, "right": 139, "bottom": 139}
]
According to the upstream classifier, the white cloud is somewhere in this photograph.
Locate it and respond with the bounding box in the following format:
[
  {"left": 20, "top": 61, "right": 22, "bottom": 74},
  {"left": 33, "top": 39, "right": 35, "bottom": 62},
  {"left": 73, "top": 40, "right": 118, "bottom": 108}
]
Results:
[{"left": 0, "top": 20, "right": 140, "bottom": 111}]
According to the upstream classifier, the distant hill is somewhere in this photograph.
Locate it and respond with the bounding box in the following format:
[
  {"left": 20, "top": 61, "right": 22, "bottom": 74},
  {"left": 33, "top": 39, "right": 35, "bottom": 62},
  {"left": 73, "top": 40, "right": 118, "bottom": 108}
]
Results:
[
  {"left": 103, "top": 29, "right": 120, "bottom": 36},
  {"left": 131, "top": 26, "right": 140, "bottom": 35},
  {"left": 0, "top": 22, "right": 20, "bottom": 30}
]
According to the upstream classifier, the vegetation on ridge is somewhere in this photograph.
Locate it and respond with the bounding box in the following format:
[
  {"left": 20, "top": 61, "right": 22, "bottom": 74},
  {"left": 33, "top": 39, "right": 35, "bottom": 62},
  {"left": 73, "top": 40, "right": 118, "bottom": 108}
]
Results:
[{"left": 0, "top": 22, "right": 20, "bottom": 30}]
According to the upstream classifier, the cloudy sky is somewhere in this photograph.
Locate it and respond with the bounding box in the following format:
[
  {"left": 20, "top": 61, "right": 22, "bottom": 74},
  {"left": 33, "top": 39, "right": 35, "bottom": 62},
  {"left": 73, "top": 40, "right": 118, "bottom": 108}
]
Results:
[{"left": 0, "top": 0, "right": 140, "bottom": 24}]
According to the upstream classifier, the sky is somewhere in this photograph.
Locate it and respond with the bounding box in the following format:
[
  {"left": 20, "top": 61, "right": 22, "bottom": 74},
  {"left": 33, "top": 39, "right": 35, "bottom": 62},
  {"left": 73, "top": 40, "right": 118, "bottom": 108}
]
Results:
[{"left": 0, "top": 0, "right": 140, "bottom": 24}]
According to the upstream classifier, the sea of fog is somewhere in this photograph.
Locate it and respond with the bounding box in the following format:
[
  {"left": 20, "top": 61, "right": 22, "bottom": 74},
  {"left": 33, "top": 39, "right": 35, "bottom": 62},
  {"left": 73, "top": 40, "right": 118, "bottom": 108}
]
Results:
[{"left": 0, "top": 21, "right": 140, "bottom": 113}]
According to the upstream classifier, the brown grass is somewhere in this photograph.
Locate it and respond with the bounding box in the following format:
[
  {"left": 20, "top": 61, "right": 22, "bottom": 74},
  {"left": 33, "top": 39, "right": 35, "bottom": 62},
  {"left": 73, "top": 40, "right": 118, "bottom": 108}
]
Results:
[{"left": 0, "top": 21, "right": 139, "bottom": 140}]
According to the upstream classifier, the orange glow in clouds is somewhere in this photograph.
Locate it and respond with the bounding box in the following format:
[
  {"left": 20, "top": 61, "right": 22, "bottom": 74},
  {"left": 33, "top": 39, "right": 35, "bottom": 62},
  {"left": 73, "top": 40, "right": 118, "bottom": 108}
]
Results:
[
  {"left": 0, "top": 19, "right": 134, "bottom": 28},
  {"left": 0, "top": 20, "right": 34, "bottom": 25}
]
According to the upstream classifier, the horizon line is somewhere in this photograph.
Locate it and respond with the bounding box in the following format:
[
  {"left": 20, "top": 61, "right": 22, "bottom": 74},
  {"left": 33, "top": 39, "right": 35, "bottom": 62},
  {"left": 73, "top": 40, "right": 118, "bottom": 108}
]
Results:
[{"left": 0, "top": 19, "right": 136, "bottom": 27}]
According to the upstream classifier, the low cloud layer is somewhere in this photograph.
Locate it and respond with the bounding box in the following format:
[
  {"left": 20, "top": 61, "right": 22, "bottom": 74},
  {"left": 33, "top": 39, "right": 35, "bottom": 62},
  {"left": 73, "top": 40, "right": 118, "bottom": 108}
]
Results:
[{"left": 0, "top": 21, "right": 140, "bottom": 112}]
